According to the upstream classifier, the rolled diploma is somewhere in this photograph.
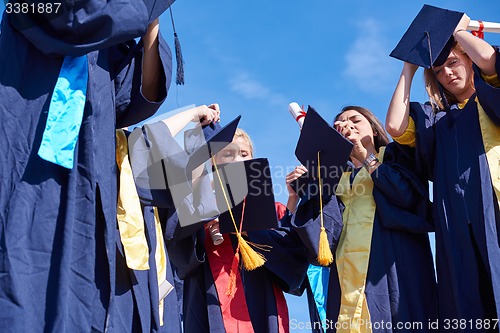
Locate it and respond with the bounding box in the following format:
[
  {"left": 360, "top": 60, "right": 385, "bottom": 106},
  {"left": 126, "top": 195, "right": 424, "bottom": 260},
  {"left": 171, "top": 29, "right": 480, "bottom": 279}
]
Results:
[
  {"left": 468, "top": 20, "right": 500, "bottom": 33},
  {"left": 288, "top": 102, "right": 306, "bottom": 129}
]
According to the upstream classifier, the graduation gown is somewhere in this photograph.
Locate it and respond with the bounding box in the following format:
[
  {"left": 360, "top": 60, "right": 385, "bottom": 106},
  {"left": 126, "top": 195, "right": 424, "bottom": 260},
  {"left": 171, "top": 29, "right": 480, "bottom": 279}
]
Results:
[
  {"left": 0, "top": 10, "right": 172, "bottom": 332},
  {"left": 114, "top": 122, "right": 203, "bottom": 333},
  {"left": 115, "top": 120, "right": 223, "bottom": 332},
  {"left": 408, "top": 47, "right": 500, "bottom": 331},
  {"left": 167, "top": 204, "right": 309, "bottom": 333},
  {"left": 292, "top": 143, "right": 437, "bottom": 333}
]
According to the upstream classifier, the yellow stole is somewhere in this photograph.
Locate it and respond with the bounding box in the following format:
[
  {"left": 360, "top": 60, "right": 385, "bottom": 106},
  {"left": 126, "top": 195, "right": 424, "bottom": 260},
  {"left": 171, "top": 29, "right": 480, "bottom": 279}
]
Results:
[
  {"left": 477, "top": 99, "right": 500, "bottom": 217},
  {"left": 116, "top": 129, "right": 168, "bottom": 325},
  {"left": 334, "top": 148, "right": 385, "bottom": 333}
]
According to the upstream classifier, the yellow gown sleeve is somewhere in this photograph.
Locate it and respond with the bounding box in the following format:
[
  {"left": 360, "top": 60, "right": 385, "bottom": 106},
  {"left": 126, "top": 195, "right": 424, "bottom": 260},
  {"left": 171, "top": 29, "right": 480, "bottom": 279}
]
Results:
[
  {"left": 391, "top": 116, "right": 416, "bottom": 147},
  {"left": 481, "top": 72, "right": 500, "bottom": 88}
]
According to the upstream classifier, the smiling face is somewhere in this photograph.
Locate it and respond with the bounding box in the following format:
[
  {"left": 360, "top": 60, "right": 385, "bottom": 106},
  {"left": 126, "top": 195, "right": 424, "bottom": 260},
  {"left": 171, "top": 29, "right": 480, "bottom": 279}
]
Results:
[
  {"left": 214, "top": 136, "right": 253, "bottom": 165},
  {"left": 432, "top": 50, "right": 474, "bottom": 102}
]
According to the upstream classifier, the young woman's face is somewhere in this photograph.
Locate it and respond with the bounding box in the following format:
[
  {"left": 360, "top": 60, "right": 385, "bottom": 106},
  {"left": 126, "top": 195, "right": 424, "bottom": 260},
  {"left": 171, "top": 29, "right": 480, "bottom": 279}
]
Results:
[
  {"left": 335, "top": 110, "right": 376, "bottom": 148},
  {"left": 214, "top": 136, "right": 253, "bottom": 164},
  {"left": 433, "top": 50, "right": 474, "bottom": 98}
]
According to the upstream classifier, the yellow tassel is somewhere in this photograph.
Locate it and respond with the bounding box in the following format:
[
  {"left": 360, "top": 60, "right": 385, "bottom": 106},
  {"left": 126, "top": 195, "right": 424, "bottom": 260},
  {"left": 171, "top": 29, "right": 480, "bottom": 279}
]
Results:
[
  {"left": 237, "top": 234, "right": 266, "bottom": 271},
  {"left": 317, "top": 226, "right": 333, "bottom": 266},
  {"left": 316, "top": 151, "right": 333, "bottom": 266}
]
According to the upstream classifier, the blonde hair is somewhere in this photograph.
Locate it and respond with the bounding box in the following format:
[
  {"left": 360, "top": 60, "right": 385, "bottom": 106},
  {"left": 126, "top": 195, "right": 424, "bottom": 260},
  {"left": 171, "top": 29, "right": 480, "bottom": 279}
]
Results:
[
  {"left": 423, "top": 42, "right": 470, "bottom": 111},
  {"left": 233, "top": 128, "right": 254, "bottom": 158}
]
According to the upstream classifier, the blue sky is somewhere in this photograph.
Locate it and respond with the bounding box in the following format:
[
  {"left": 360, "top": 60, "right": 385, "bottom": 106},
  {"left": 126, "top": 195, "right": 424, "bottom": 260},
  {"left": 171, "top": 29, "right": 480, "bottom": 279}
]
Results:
[
  {"left": 158, "top": 0, "right": 500, "bottom": 204},
  {"left": 2, "top": 1, "right": 500, "bottom": 332},
  {"left": 156, "top": 1, "right": 500, "bottom": 331}
]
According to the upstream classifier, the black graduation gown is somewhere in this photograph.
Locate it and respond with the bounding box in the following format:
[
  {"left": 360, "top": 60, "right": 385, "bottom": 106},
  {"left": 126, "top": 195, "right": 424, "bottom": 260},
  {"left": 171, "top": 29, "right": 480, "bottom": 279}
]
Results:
[
  {"left": 0, "top": 10, "right": 172, "bottom": 332},
  {"left": 292, "top": 143, "right": 438, "bottom": 333},
  {"left": 409, "top": 46, "right": 500, "bottom": 331}
]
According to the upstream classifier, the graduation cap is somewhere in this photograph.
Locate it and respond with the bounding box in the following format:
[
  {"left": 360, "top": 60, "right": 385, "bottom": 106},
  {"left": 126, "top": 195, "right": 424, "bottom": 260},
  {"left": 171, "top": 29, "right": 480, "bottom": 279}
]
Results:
[
  {"left": 213, "top": 158, "right": 278, "bottom": 233},
  {"left": 212, "top": 158, "right": 276, "bottom": 273},
  {"left": 144, "top": 0, "right": 176, "bottom": 23},
  {"left": 390, "top": 4, "right": 464, "bottom": 68},
  {"left": 184, "top": 116, "right": 241, "bottom": 173},
  {"left": 292, "top": 106, "right": 353, "bottom": 197},
  {"left": 293, "top": 106, "right": 353, "bottom": 266}
]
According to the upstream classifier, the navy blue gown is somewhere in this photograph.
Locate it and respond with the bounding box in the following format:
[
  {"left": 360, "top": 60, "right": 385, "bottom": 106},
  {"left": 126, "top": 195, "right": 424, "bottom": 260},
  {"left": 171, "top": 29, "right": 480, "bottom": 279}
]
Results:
[
  {"left": 409, "top": 47, "right": 500, "bottom": 332},
  {"left": 166, "top": 208, "right": 309, "bottom": 333},
  {"left": 292, "top": 143, "right": 438, "bottom": 333},
  {"left": 0, "top": 7, "right": 172, "bottom": 332}
]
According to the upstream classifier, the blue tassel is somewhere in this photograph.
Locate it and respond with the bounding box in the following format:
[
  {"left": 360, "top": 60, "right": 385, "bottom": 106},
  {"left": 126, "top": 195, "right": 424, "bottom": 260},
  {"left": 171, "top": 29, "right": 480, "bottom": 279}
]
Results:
[{"left": 174, "top": 32, "right": 184, "bottom": 85}]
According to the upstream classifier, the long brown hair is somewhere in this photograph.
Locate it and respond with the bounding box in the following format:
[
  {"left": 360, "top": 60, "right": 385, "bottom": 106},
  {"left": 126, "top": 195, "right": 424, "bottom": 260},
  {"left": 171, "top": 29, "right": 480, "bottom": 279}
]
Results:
[
  {"left": 334, "top": 105, "right": 390, "bottom": 152},
  {"left": 423, "top": 42, "right": 471, "bottom": 111}
]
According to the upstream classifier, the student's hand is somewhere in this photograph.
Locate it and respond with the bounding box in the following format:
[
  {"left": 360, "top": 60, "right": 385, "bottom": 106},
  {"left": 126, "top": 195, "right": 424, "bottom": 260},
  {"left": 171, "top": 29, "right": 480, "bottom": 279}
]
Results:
[
  {"left": 286, "top": 165, "right": 308, "bottom": 196},
  {"left": 334, "top": 120, "right": 368, "bottom": 162},
  {"left": 192, "top": 104, "right": 221, "bottom": 126}
]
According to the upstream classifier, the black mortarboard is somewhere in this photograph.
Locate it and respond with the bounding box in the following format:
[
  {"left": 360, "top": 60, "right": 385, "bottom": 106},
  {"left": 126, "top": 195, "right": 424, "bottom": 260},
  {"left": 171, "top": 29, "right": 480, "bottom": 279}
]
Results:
[
  {"left": 292, "top": 106, "right": 353, "bottom": 197},
  {"left": 144, "top": 0, "right": 176, "bottom": 23},
  {"left": 213, "top": 158, "right": 278, "bottom": 233},
  {"left": 390, "top": 4, "right": 464, "bottom": 68},
  {"left": 184, "top": 116, "right": 241, "bottom": 173}
]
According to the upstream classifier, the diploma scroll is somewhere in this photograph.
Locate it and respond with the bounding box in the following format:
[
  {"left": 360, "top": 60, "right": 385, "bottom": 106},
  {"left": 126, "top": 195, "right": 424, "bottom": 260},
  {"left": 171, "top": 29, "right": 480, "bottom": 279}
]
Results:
[
  {"left": 468, "top": 20, "right": 500, "bottom": 34},
  {"left": 206, "top": 220, "right": 224, "bottom": 246},
  {"left": 288, "top": 102, "right": 306, "bottom": 129}
]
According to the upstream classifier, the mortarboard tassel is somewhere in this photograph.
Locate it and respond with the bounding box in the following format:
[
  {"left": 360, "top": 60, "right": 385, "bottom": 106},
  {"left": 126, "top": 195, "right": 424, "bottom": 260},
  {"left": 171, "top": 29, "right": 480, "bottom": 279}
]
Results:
[
  {"left": 169, "top": 7, "right": 185, "bottom": 85},
  {"left": 316, "top": 151, "right": 334, "bottom": 266}
]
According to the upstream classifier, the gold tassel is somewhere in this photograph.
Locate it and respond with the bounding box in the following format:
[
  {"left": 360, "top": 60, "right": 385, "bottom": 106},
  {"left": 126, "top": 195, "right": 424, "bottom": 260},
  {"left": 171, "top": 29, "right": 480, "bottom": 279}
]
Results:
[
  {"left": 237, "top": 233, "right": 266, "bottom": 271},
  {"left": 317, "top": 226, "right": 334, "bottom": 266},
  {"left": 316, "top": 151, "right": 334, "bottom": 266}
]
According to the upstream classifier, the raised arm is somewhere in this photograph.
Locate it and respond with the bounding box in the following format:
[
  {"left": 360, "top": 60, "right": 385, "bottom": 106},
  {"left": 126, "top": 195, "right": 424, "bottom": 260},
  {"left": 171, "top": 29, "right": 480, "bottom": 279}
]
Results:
[
  {"left": 454, "top": 14, "right": 497, "bottom": 76},
  {"left": 141, "top": 18, "right": 162, "bottom": 102},
  {"left": 385, "top": 62, "right": 419, "bottom": 138},
  {"left": 162, "top": 104, "right": 221, "bottom": 137}
]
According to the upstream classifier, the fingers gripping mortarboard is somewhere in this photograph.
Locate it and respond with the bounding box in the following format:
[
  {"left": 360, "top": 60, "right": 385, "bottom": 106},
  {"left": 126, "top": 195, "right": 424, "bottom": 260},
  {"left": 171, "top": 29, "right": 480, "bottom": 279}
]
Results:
[
  {"left": 292, "top": 106, "right": 353, "bottom": 197},
  {"left": 184, "top": 116, "right": 241, "bottom": 173},
  {"left": 390, "top": 4, "right": 464, "bottom": 68}
]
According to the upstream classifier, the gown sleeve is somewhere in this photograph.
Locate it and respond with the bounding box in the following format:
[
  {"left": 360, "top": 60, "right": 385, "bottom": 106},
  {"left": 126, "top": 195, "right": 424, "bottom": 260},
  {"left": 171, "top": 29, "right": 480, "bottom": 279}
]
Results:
[
  {"left": 246, "top": 211, "right": 309, "bottom": 295},
  {"left": 473, "top": 45, "right": 500, "bottom": 125},
  {"left": 165, "top": 218, "right": 207, "bottom": 280},
  {"left": 408, "top": 101, "right": 446, "bottom": 182},
  {"left": 290, "top": 194, "right": 344, "bottom": 265},
  {"left": 112, "top": 33, "right": 172, "bottom": 128},
  {"left": 372, "top": 142, "right": 434, "bottom": 233},
  {"left": 128, "top": 121, "right": 218, "bottom": 220}
]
